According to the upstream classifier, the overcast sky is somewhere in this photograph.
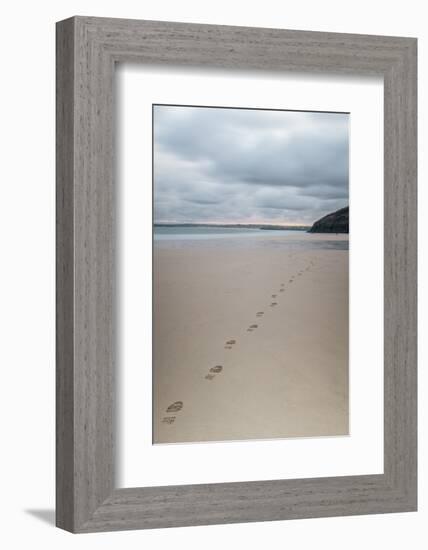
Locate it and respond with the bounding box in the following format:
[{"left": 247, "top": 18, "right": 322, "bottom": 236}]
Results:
[{"left": 153, "top": 105, "right": 349, "bottom": 225}]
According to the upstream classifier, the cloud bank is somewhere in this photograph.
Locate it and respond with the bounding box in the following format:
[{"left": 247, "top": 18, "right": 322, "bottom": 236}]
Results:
[{"left": 154, "top": 105, "right": 349, "bottom": 225}]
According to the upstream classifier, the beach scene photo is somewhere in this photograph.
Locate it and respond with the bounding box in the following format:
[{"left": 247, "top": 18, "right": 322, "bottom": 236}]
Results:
[{"left": 153, "top": 104, "right": 349, "bottom": 444}]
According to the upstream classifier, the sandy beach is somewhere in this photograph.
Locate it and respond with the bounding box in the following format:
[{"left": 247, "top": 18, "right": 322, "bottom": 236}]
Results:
[{"left": 153, "top": 232, "right": 349, "bottom": 444}]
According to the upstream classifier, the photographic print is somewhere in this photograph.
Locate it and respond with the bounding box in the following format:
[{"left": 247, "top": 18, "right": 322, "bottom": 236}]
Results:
[{"left": 153, "top": 104, "right": 349, "bottom": 444}]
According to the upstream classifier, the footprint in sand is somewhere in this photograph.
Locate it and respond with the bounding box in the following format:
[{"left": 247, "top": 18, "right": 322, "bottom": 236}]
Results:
[
  {"left": 280, "top": 288, "right": 285, "bottom": 292},
  {"left": 166, "top": 401, "right": 183, "bottom": 413},
  {"left": 289, "top": 279, "right": 293, "bottom": 283},
  {"left": 205, "top": 373, "right": 215, "bottom": 380},
  {"left": 210, "top": 365, "right": 223, "bottom": 374},
  {"left": 225, "top": 339, "right": 236, "bottom": 349},
  {"left": 272, "top": 294, "right": 277, "bottom": 298},
  {"left": 270, "top": 302, "right": 278, "bottom": 307},
  {"left": 247, "top": 324, "right": 258, "bottom": 332},
  {"left": 162, "top": 416, "right": 176, "bottom": 424},
  {"left": 256, "top": 311, "right": 264, "bottom": 317}
]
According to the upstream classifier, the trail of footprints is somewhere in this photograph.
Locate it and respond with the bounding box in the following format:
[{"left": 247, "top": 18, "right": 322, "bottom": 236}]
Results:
[{"left": 161, "top": 259, "right": 315, "bottom": 426}]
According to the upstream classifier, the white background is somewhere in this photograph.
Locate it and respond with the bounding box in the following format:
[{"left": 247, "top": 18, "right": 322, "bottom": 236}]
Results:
[
  {"left": 118, "top": 67, "right": 384, "bottom": 487},
  {"left": 0, "top": 1, "right": 425, "bottom": 549}
]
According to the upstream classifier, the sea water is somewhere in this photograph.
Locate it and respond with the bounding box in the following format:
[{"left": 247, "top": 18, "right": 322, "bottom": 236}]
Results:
[{"left": 153, "top": 226, "right": 348, "bottom": 251}]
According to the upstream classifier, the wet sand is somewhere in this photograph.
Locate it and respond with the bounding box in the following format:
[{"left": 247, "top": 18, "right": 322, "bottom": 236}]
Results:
[{"left": 153, "top": 234, "right": 349, "bottom": 444}]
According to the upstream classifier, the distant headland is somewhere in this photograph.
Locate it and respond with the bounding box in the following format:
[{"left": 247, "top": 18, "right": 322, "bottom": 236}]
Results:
[
  {"left": 154, "top": 223, "right": 310, "bottom": 231},
  {"left": 308, "top": 206, "right": 349, "bottom": 234}
]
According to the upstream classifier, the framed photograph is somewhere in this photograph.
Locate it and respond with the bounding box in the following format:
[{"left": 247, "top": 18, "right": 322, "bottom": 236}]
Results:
[{"left": 56, "top": 16, "right": 417, "bottom": 532}]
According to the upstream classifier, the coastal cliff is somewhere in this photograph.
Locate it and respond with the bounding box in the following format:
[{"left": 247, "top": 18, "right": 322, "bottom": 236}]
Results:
[{"left": 309, "top": 206, "right": 349, "bottom": 234}]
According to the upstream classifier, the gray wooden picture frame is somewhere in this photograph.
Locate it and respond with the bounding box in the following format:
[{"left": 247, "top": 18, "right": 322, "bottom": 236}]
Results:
[{"left": 56, "top": 16, "right": 417, "bottom": 533}]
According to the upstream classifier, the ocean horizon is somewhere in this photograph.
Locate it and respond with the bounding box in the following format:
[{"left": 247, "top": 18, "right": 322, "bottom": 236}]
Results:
[{"left": 154, "top": 225, "right": 306, "bottom": 240}]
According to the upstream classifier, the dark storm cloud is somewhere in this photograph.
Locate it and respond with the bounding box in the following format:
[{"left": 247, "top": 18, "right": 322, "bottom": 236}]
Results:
[{"left": 153, "top": 105, "right": 349, "bottom": 224}]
